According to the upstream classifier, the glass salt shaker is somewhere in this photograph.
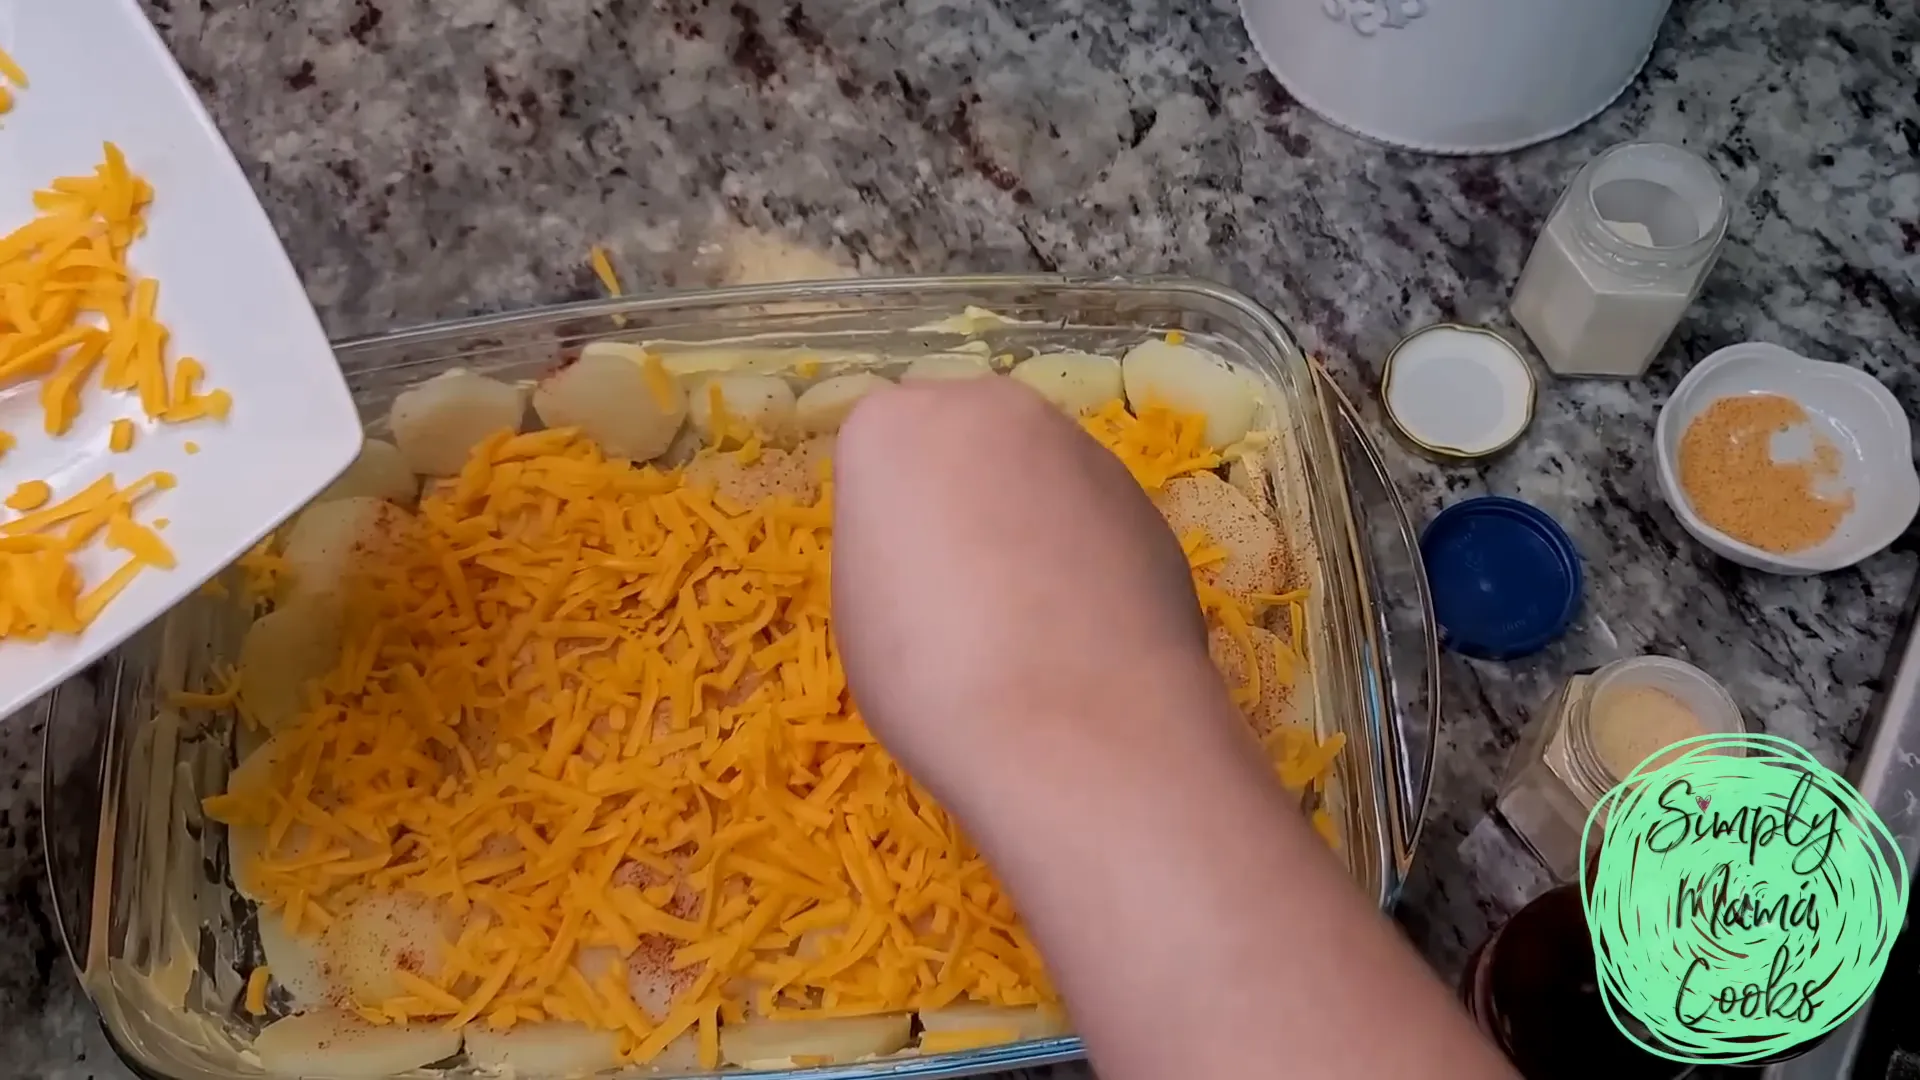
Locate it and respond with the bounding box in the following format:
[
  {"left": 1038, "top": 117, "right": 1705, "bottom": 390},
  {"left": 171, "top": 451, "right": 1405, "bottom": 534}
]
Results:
[
  {"left": 1496, "top": 656, "right": 1745, "bottom": 881},
  {"left": 1510, "top": 142, "right": 1731, "bottom": 378}
]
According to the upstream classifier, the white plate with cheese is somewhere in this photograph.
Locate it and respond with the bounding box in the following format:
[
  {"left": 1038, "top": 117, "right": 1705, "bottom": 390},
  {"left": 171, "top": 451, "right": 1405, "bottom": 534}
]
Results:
[{"left": 0, "top": 0, "right": 359, "bottom": 718}]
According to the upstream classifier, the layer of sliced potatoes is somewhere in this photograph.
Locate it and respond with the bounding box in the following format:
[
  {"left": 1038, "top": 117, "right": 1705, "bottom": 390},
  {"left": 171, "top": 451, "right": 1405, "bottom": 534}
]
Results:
[{"left": 199, "top": 330, "right": 1340, "bottom": 1078}]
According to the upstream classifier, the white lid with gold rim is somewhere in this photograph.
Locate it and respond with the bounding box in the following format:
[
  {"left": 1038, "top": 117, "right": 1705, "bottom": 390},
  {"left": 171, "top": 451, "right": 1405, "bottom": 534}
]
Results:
[{"left": 1381, "top": 324, "right": 1537, "bottom": 462}]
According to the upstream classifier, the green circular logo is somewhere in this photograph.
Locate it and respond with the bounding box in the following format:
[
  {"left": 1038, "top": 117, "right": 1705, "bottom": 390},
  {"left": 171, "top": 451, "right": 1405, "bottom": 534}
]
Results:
[{"left": 1580, "top": 732, "right": 1907, "bottom": 1064}]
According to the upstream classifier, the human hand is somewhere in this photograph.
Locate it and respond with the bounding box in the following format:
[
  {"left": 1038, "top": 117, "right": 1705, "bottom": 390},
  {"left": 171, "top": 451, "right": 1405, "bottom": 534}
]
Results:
[
  {"left": 830, "top": 376, "right": 1256, "bottom": 827},
  {"left": 833, "top": 377, "right": 1516, "bottom": 1080}
]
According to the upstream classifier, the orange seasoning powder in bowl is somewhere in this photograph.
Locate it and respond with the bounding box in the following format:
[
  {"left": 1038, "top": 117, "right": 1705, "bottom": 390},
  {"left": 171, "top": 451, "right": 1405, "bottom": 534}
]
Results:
[{"left": 1677, "top": 393, "right": 1854, "bottom": 554}]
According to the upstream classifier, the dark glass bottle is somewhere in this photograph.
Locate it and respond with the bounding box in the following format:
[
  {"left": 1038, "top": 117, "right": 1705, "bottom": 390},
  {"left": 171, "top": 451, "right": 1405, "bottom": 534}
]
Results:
[{"left": 1461, "top": 884, "right": 1692, "bottom": 1079}]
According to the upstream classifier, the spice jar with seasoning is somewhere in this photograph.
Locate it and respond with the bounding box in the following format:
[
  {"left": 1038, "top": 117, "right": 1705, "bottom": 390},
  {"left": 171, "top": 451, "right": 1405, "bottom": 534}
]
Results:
[
  {"left": 1510, "top": 142, "right": 1731, "bottom": 378},
  {"left": 1496, "top": 656, "right": 1745, "bottom": 881}
]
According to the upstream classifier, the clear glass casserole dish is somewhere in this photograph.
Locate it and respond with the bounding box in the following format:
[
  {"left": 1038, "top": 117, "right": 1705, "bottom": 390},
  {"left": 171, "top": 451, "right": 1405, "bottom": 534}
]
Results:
[{"left": 39, "top": 275, "right": 1437, "bottom": 1080}]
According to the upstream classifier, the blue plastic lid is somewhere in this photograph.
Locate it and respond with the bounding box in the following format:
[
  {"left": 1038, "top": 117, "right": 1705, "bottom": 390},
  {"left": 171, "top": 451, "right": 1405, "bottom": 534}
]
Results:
[{"left": 1420, "top": 496, "right": 1582, "bottom": 661}]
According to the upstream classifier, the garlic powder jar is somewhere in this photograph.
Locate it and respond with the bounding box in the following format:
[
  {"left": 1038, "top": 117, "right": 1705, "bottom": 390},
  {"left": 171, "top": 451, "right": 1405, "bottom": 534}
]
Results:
[{"left": 1496, "top": 655, "right": 1745, "bottom": 881}]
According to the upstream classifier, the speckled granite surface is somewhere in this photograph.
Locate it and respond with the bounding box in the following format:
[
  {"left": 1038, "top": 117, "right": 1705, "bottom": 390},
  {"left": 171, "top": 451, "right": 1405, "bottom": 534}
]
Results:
[{"left": 3, "top": 0, "right": 1918, "bottom": 1075}]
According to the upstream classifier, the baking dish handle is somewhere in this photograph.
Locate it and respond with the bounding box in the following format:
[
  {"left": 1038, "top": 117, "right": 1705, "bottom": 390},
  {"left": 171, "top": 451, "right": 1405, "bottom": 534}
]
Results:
[{"left": 1325, "top": 379, "right": 1438, "bottom": 888}]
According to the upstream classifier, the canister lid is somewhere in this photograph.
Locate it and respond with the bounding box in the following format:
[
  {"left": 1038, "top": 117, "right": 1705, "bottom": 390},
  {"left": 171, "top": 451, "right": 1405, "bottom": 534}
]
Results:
[
  {"left": 1381, "top": 324, "right": 1537, "bottom": 462},
  {"left": 1420, "top": 496, "right": 1582, "bottom": 660}
]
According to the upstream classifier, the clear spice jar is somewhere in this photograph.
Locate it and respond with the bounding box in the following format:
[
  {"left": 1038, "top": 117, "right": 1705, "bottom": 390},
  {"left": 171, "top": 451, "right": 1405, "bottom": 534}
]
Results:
[
  {"left": 1496, "top": 656, "right": 1745, "bottom": 881},
  {"left": 1510, "top": 142, "right": 1731, "bottom": 378}
]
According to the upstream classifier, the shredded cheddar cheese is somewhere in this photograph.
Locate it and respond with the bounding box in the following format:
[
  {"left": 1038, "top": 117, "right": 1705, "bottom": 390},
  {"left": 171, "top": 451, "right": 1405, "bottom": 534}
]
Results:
[
  {"left": 590, "top": 246, "right": 622, "bottom": 297},
  {"left": 0, "top": 141, "right": 231, "bottom": 640},
  {"left": 245, "top": 965, "right": 271, "bottom": 1015},
  {"left": 237, "top": 535, "right": 286, "bottom": 601},
  {"left": 0, "top": 471, "right": 175, "bottom": 639},
  {"left": 6, "top": 480, "right": 49, "bottom": 511},
  {"left": 0, "top": 144, "right": 215, "bottom": 428},
  {"left": 1079, "top": 400, "right": 1220, "bottom": 492},
  {"left": 0, "top": 47, "right": 22, "bottom": 115},
  {"left": 590, "top": 245, "right": 628, "bottom": 327},
  {"left": 206, "top": 428, "right": 1054, "bottom": 1060},
  {"left": 205, "top": 401, "right": 1343, "bottom": 1059}
]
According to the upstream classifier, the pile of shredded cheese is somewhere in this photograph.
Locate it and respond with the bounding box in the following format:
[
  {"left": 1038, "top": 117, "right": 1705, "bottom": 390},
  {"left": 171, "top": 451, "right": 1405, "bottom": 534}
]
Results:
[
  {"left": 4, "top": 144, "right": 231, "bottom": 429},
  {"left": 0, "top": 470, "right": 178, "bottom": 638},
  {"left": 0, "top": 65, "right": 231, "bottom": 638},
  {"left": 1080, "top": 399, "right": 1222, "bottom": 491},
  {"left": 202, "top": 402, "right": 1343, "bottom": 1065}
]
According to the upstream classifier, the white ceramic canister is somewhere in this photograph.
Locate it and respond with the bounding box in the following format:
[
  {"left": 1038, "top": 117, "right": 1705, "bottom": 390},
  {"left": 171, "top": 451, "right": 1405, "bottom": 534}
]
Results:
[{"left": 1239, "top": 0, "right": 1671, "bottom": 153}]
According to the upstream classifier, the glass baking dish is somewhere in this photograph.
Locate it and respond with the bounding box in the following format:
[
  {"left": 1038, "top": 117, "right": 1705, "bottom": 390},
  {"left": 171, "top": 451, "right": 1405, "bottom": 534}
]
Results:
[{"left": 39, "top": 275, "right": 1437, "bottom": 1080}]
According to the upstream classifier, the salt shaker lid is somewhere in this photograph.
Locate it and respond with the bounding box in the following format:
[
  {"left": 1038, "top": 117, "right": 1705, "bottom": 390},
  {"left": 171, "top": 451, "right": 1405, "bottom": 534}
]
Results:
[{"left": 1380, "top": 323, "right": 1538, "bottom": 463}]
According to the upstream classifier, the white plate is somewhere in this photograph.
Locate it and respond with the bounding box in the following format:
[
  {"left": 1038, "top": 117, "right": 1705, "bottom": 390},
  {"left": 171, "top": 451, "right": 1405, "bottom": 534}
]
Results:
[
  {"left": 0, "top": 0, "right": 359, "bottom": 716},
  {"left": 1654, "top": 342, "right": 1919, "bottom": 575}
]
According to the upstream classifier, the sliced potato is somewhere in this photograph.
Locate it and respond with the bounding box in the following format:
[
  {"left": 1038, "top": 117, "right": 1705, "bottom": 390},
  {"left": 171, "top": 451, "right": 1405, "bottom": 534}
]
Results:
[
  {"left": 279, "top": 497, "right": 413, "bottom": 603},
  {"left": 795, "top": 372, "right": 891, "bottom": 435},
  {"left": 1208, "top": 624, "right": 1308, "bottom": 738},
  {"left": 900, "top": 354, "right": 993, "bottom": 382},
  {"left": 645, "top": 1033, "right": 702, "bottom": 1072},
  {"left": 315, "top": 438, "right": 418, "bottom": 507},
  {"left": 577, "top": 939, "right": 703, "bottom": 1025},
  {"left": 226, "top": 736, "right": 303, "bottom": 901},
  {"left": 720, "top": 1014, "right": 912, "bottom": 1068},
  {"left": 688, "top": 373, "right": 798, "bottom": 441},
  {"left": 256, "top": 912, "right": 331, "bottom": 1006},
  {"left": 227, "top": 730, "right": 295, "bottom": 799},
  {"left": 238, "top": 599, "right": 344, "bottom": 731},
  {"left": 657, "top": 421, "right": 708, "bottom": 469},
  {"left": 1009, "top": 352, "right": 1122, "bottom": 415},
  {"left": 234, "top": 715, "right": 274, "bottom": 761},
  {"left": 1122, "top": 339, "right": 1260, "bottom": 449},
  {"left": 1225, "top": 454, "right": 1273, "bottom": 511},
  {"left": 232, "top": 819, "right": 354, "bottom": 905},
  {"left": 319, "top": 892, "right": 454, "bottom": 1002},
  {"left": 533, "top": 350, "right": 686, "bottom": 462},
  {"left": 464, "top": 1021, "right": 622, "bottom": 1074},
  {"left": 1153, "top": 473, "right": 1288, "bottom": 600},
  {"left": 388, "top": 370, "right": 525, "bottom": 476},
  {"left": 254, "top": 1009, "right": 461, "bottom": 1078},
  {"left": 576, "top": 339, "right": 648, "bottom": 366},
  {"left": 794, "top": 434, "right": 835, "bottom": 485},
  {"left": 683, "top": 447, "right": 820, "bottom": 508},
  {"left": 918, "top": 1002, "right": 1067, "bottom": 1041}
]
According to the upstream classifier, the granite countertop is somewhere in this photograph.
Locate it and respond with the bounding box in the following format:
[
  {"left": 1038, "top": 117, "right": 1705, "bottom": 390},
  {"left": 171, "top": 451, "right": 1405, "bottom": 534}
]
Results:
[{"left": 3, "top": 0, "right": 1917, "bottom": 1075}]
